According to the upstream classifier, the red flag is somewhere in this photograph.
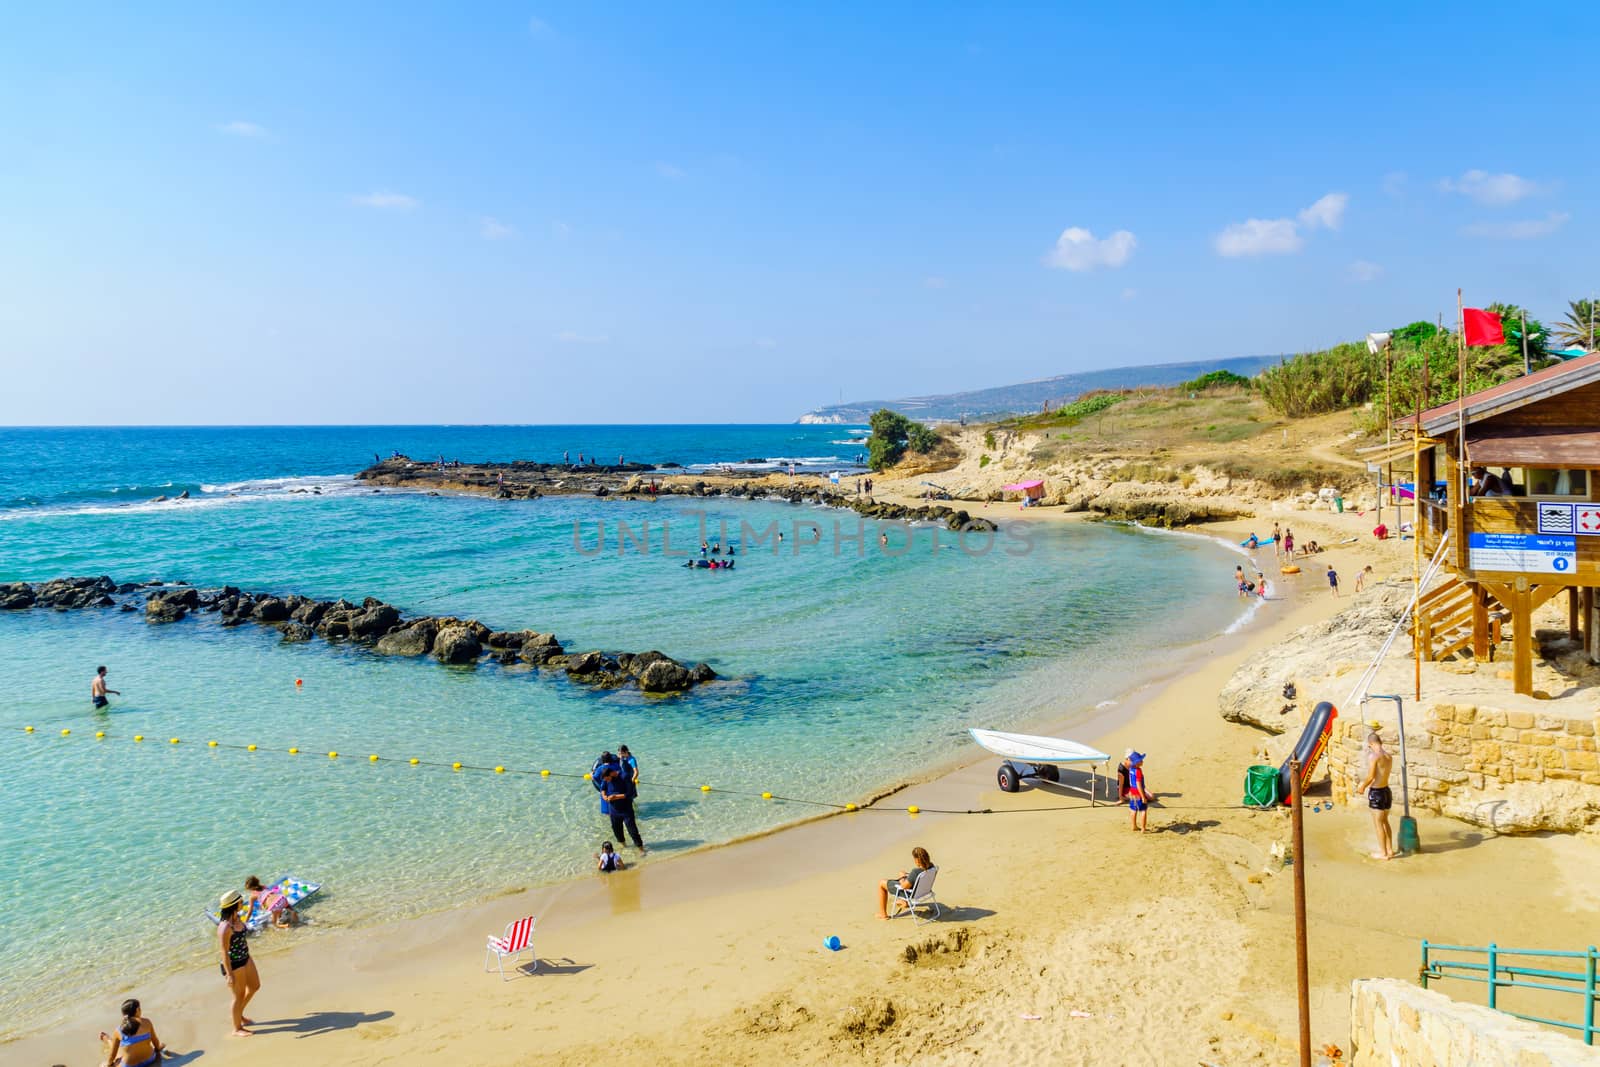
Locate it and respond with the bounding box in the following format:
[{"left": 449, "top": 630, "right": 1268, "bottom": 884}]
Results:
[{"left": 1462, "top": 307, "right": 1505, "bottom": 346}]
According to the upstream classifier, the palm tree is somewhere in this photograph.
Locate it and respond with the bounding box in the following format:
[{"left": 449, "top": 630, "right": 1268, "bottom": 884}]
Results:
[{"left": 1554, "top": 298, "right": 1597, "bottom": 350}]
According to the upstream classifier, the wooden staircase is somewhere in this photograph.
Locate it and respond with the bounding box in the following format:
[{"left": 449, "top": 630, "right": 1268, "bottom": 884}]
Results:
[{"left": 1414, "top": 576, "right": 1507, "bottom": 661}]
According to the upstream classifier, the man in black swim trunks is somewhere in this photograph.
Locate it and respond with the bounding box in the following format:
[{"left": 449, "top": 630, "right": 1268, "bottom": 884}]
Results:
[
  {"left": 91, "top": 665, "right": 120, "bottom": 709},
  {"left": 1353, "top": 731, "right": 1395, "bottom": 860}
]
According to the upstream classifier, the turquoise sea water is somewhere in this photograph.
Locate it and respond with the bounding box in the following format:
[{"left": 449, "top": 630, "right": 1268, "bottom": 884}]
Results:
[{"left": 0, "top": 426, "right": 1244, "bottom": 1037}]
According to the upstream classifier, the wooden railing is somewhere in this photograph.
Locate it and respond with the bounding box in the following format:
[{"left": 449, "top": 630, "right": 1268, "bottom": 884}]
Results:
[{"left": 1417, "top": 498, "right": 1450, "bottom": 553}]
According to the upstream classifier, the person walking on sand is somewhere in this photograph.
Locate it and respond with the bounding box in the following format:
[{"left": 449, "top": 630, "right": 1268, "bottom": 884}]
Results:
[
  {"left": 1283, "top": 529, "right": 1295, "bottom": 558},
  {"left": 91, "top": 666, "right": 120, "bottom": 709},
  {"left": 1354, "top": 731, "right": 1396, "bottom": 860},
  {"left": 1271, "top": 521, "right": 1282, "bottom": 558},
  {"left": 602, "top": 768, "right": 646, "bottom": 851},
  {"left": 1354, "top": 564, "right": 1374, "bottom": 593},
  {"left": 876, "top": 846, "right": 934, "bottom": 919},
  {"left": 1326, "top": 564, "right": 1340, "bottom": 598},
  {"left": 1126, "top": 751, "right": 1151, "bottom": 832},
  {"left": 216, "top": 890, "right": 260, "bottom": 1036}
]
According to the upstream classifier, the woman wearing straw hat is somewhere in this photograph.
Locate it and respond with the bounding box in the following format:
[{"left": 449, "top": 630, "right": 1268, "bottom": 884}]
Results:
[{"left": 216, "top": 890, "right": 261, "bottom": 1036}]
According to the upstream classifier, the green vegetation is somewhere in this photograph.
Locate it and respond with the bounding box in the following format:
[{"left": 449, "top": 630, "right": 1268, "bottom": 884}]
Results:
[
  {"left": 983, "top": 430, "right": 996, "bottom": 450},
  {"left": 978, "top": 454, "right": 991, "bottom": 468},
  {"left": 1180, "top": 369, "right": 1253, "bottom": 392},
  {"left": 866, "top": 409, "right": 940, "bottom": 471},
  {"left": 1555, "top": 299, "right": 1597, "bottom": 350},
  {"left": 1257, "top": 304, "right": 1565, "bottom": 419}
]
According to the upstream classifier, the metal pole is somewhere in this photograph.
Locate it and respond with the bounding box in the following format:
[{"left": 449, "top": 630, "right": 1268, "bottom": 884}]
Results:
[
  {"left": 1367, "top": 694, "right": 1420, "bottom": 854},
  {"left": 1521, "top": 310, "right": 1530, "bottom": 376},
  {"left": 1291, "top": 757, "right": 1312, "bottom": 1067}
]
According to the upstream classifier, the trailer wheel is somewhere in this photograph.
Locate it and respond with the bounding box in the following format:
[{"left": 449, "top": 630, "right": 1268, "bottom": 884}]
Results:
[
  {"left": 1039, "top": 763, "right": 1060, "bottom": 783},
  {"left": 997, "top": 764, "right": 1020, "bottom": 793}
]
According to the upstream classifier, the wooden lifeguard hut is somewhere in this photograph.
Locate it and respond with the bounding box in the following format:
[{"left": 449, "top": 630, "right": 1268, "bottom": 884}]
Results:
[{"left": 1397, "top": 352, "right": 1600, "bottom": 694}]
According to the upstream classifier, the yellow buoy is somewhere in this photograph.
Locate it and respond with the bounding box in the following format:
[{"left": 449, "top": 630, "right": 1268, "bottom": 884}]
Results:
[
  {"left": 844, "top": 803, "right": 857, "bottom": 811},
  {"left": 328, "top": 751, "right": 338, "bottom": 759},
  {"left": 95, "top": 731, "right": 106, "bottom": 739},
  {"left": 288, "top": 747, "right": 299, "bottom": 754},
  {"left": 24, "top": 725, "right": 34, "bottom": 733},
  {"left": 584, "top": 772, "right": 592, "bottom": 780},
  {"left": 409, "top": 758, "right": 419, "bottom": 765},
  {"left": 370, "top": 754, "right": 380, "bottom": 762},
  {"left": 61, "top": 728, "right": 71, "bottom": 736},
  {"left": 540, "top": 769, "right": 550, "bottom": 777},
  {"left": 247, "top": 744, "right": 257, "bottom": 751},
  {"left": 700, "top": 784, "right": 712, "bottom": 792},
  {"left": 907, "top": 805, "right": 921, "bottom": 815},
  {"left": 170, "top": 738, "right": 180, "bottom": 745},
  {"left": 134, "top": 734, "right": 144, "bottom": 742},
  {"left": 452, "top": 761, "right": 462, "bottom": 770},
  {"left": 208, "top": 740, "right": 218, "bottom": 747},
  {"left": 494, "top": 766, "right": 506, "bottom": 774},
  {"left": 762, "top": 791, "right": 773, "bottom": 799}
]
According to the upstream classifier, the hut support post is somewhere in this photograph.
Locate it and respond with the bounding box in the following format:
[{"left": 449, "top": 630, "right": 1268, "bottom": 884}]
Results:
[
  {"left": 1471, "top": 585, "right": 1491, "bottom": 660},
  {"left": 1512, "top": 587, "right": 1534, "bottom": 696}
]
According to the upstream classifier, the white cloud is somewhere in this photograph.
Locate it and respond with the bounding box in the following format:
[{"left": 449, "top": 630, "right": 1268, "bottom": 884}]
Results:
[
  {"left": 1348, "top": 260, "right": 1384, "bottom": 283},
  {"left": 1044, "top": 226, "right": 1137, "bottom": 271},
  {"left": 1439, "top": 169, "right": 1541, "bottom": 205},
  {"left": 754, "top": 338, "right": 778, "bottom": 349},
  {"left": 1381, "top": 171, "right": 1407, "bottom": 197},
  {"left": 1214, "top": 217, "right": 1302, "bottom": 257},
  {"left": 217, "top": 120, "right": 267, "bottom": 138},
  {"left": 654, "top": 161, "right": 686, "bottom": 180},
  {"left": 1298, "top": 192, "right": 1348, "bottom": 230},
  {"left": 351, "top": 190, "right": 420, "bottom": 211},
  {"left": 479, "top": 216, "right": 514, "bottom": 240},
  {"left": 1462, "top": 212, "right": 1570, "bottom": 240},
  {"left": 555, "top": 330, "right": 609, "bottom": 344},
  {"left": 1120, "top": 287, "right": 1137, "bottom": 301},
  {"left": 923, "top": 276, "right": 948, "bottom": 289},
  {"left": 1215, "top": 191, "right": 1348, "bottom": 257}
]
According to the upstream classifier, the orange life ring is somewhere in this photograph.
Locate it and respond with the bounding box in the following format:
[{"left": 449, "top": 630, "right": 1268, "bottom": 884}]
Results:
[{"left": 1281, "top": 565, "right": 1301, "bottom": 575}]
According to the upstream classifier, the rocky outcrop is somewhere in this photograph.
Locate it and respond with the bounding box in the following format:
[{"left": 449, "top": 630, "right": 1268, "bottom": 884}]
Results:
[
  {"left": 1087, "top": 493, "right": 1248, "bottom": 528},
  {"left": 1219, "top": 583, "right": 1411, "bottom": 733},
  {"left": 431, "top": 625, "right": 483, "bottom": 664},
  {"left": 6, "top": 575, "right": 717, "bottom": 694}
]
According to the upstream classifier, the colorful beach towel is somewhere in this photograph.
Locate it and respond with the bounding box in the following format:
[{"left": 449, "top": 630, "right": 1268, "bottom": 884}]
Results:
[{"left": 203, "top": 875, "right": 321, "bottom": 932}]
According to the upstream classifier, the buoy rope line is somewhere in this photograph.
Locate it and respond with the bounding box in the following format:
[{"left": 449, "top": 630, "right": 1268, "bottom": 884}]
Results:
[{"left": 2, "top": 724, "right": 1220, "bottom": 817}]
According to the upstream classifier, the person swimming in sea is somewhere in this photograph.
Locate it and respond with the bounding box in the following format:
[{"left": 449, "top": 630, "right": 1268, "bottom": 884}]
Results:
[{"left": 91, "top": 665, "right": 120, "bottom": 709}]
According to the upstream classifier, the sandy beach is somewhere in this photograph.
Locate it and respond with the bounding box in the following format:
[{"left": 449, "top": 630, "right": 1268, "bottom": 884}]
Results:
[{"left": 14, "top": 505, "right": 1592, "bottom": 1067}]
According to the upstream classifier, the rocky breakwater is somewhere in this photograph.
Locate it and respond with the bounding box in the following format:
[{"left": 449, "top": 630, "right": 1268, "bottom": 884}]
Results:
[{"left": 5, "top": 576, "right": 716, "bottom": 694}]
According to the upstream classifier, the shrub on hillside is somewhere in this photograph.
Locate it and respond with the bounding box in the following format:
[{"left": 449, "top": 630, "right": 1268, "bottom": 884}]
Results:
[
  {"left": 866, "top": 409, "right": 941, "bottom": 471},
  {"left": 1180, "top": 369, "right": 1253, "bottom": 392}
]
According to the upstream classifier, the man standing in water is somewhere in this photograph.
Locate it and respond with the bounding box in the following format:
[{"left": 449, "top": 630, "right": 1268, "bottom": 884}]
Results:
[
  {"left": 601, "top": 768, "right": 646, "bottom": 852},
  {"left": 1354, "top": 731, "right": 1395, "bottom": 860},
  {"left": 91, "top": 665, "right": 120, "bottom": 709}
]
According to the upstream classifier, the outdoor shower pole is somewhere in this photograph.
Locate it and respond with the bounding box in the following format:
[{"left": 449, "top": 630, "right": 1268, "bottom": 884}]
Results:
[
  {"left": 1291, "top": 757, "right": 1312, "bottom": 1067},
  {"left": 1365, "top": 695, "right": 1411, "bottom": 819}
]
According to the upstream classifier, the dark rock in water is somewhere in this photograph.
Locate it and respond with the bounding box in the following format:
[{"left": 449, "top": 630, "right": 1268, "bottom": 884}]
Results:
[
  {"left": 280, "top": 622, "right": 315, "bottom": 642},
  {"left": 624, "top": 650, "right": 671, "bottom": 679},
  {"left": 120, "top": 603, "right": 137, "bottom": 612},
  {"left": 291, "top": 599, "right": 328, "bottom": 626},
  {"left": 639, "top": 658, "right": 691, "bottom": 692},
  {"left": 219, "top": 612, "right": 248, "bottom": 627},
  {"left": 145, "top": 600, "right": 188, "bottom": 623},
  {"left": 36, "top": 576, "right": 117, "bottom": 609},
  {"left": 176, "top": 489, "right": 190, "bottom": 500},
  {"left": 493, "top": 649, "right": 519, "bottom": 665},
  {"left": 517, "top": 639, "right": 562, "bottom": 665},
  {"left": 252, "top": 597, "right": 290, "bottom": 622},
  {"left": 362, "top": 596, "right": 384, "bottom": 609},
  {"left": 115, "top": 583, "right": 139, "bottom": 595},
  {"left": 565, "top": 650, "right": 603, "bottom": 675},
  {"left": 432, "top": 625, "right": 482, "bottom": 664},
  {"left": 375, "top": 619, "right": 437, "bottom": 656},
  {"left": 151, "top": 495, "right": 168, "bottom": 503},
  {"left": 350, "top": 604, "right": 400, "bottom": 639},
  {"left": 485, "top": 630, "right": 526, "bottom": 650},
  {"left": 0, "top": 582, "right": 36, "bottom": 610},
  {"left": 688, "top": 662, "right": 717, "bottom": 683},
  {"left": 317, "top": 614, "right": 353, "bottom": 639}
]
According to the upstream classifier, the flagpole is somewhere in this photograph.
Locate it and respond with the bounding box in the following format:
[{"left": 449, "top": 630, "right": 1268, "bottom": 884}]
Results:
[{"left": 1457, "top": 289, "right": 1467, "bottom": 494}]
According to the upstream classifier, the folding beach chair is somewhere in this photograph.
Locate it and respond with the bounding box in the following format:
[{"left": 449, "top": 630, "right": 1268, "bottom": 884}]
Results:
[
  {"left": 484, "top": 915, "right": 537, "bottom": 979},
  {"left": 889, "top": 867, "right": 941, "bottom": 925}
]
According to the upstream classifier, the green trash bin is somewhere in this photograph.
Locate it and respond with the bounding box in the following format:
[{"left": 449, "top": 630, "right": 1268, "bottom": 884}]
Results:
[
  {"left": 1335, "top": 494, "right": 1344, "bottom": 513},
  {"left": 1243, "top": 765, "right": 1280, "bottom": 808}
]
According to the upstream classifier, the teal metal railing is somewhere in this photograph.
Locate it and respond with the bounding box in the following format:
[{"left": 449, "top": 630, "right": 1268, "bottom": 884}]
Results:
[{"left": 1420, "top": 940, "right": 1599, "bottom": 1045}]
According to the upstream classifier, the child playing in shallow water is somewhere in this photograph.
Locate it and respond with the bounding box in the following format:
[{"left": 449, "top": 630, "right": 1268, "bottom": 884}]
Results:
[
  {"left": 245, "top": 875, "right": 299, "bottom": 928},
  {"left": 596, "top": 841, "right": 624, "bottom": 872}
]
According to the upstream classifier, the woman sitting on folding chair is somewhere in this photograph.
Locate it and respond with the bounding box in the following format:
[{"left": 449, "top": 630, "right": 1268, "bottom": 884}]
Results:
[{"left": 875, "top": 846, "right": 934, "bottom": 919}]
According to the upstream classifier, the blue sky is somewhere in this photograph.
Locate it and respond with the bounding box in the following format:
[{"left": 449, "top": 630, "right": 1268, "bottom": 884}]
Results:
[{"left": 2, "top": 4, "right": 1595, "bottom": 424}]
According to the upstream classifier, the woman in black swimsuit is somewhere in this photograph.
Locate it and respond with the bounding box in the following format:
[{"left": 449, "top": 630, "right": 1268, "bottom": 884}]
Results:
[{"left": 217, "top": 890, "right": 261, "bottom": 1036}]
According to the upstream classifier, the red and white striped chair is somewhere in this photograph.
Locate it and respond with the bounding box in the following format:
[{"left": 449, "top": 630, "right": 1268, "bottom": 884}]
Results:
[{"left": 484, "top": 916, "right": 537, "bottom": 979}]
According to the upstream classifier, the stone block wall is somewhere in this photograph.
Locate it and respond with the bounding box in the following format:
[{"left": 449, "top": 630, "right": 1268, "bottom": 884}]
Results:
[
  {"left": 1350, "top": 978, "right": 1599, "bottom": 1065},
  {"left": 1328, "top": 703, "right": 1600, "bottom": 833}
]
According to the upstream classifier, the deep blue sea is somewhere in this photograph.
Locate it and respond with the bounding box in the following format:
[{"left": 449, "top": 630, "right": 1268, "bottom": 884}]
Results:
[{"left": 0, "top": 425, "right": 1245, "bottom": 1036}]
